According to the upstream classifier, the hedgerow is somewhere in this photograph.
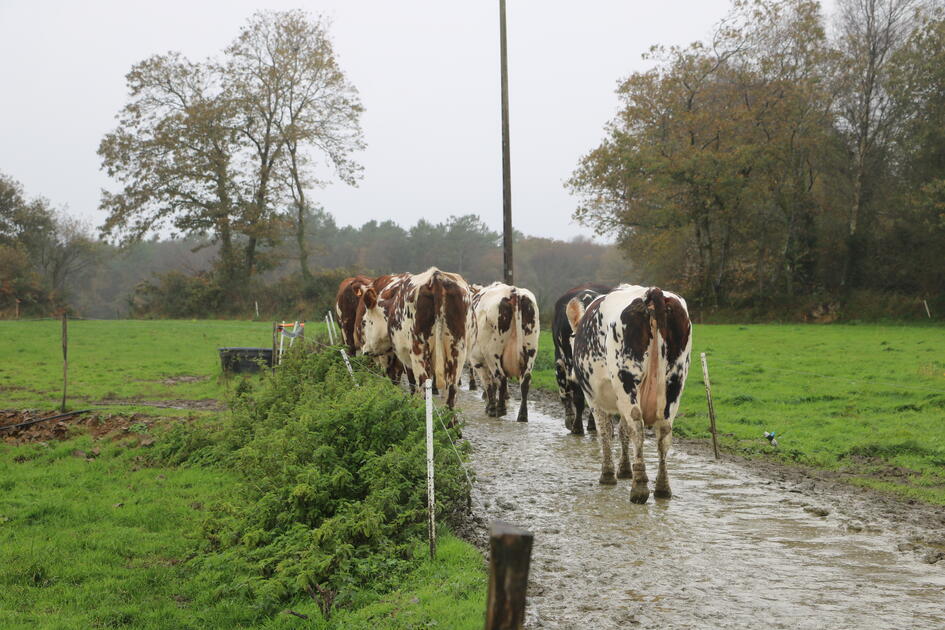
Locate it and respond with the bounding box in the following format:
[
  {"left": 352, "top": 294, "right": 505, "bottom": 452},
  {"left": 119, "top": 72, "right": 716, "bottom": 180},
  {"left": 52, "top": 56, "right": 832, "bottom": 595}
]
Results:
[{"left": 156, "top": 348, "right": 472, "bottom": 619}]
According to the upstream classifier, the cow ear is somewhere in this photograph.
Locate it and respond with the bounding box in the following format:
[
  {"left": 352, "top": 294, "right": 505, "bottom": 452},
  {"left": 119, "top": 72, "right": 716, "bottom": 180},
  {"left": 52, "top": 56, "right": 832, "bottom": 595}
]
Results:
[
  {"left": 566, "top": 298, "right": 585, "bottom": 331},
  {"left": 363, "top": 287, "right": 377, "bottom": 309},
  {"left": 354, "top": 286, "right": 363, "bottom": 297}
]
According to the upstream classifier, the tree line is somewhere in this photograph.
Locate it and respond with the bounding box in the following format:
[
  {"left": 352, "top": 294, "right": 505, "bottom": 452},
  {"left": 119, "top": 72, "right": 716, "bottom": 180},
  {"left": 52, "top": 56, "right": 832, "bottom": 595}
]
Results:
[
  {"left": 0, "top": 172, "right": 618, "bottom": 320},
  {"left": 569, "top": 0, "right": 945, "bottom": 313},
  {"left": 5, "top": 3, "right": 943, "bottom": 323}
]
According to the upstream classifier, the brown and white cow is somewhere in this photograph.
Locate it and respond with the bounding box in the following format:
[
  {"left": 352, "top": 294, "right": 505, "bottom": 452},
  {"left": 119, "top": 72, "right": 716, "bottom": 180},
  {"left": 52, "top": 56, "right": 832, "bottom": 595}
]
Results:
[
  {"left": 568, "top": 285, "right": 692, "bottom": 503},
  {"left": 467, "top": 282, "right": 540, "bottom": 421},
  {"left": 335, "top": 275, "right": 373, "bottom": 355},
  {"left": 356, "top": 267, "right": 471, "bottom": 408}
]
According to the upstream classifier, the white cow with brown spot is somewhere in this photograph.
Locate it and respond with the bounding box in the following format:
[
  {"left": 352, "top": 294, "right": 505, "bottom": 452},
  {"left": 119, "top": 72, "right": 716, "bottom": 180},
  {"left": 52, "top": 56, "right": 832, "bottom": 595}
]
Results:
[
  {"left": 567, "top": 285, "right": 692, "bottom": 503},
  {"left": 467, "top": 282, "right": 540, "bottom": 421}
]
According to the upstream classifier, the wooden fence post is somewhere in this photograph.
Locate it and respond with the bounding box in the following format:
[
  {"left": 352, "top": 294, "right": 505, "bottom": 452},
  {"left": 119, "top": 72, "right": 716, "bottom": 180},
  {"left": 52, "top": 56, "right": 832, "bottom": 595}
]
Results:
[
  {"left": 485, "top": 521, "right": 533, "bottom": 630},
  {"left": 61, "top": 313, "right": 68, "bottom": 412},
  {"left": 700, "top": 352, "right": 719, "bottom": 460}
]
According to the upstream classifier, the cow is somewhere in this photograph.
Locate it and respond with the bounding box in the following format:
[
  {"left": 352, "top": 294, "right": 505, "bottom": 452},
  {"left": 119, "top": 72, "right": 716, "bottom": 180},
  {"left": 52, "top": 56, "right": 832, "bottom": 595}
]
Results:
[
  {"left": 356, "top": 267, "right": 471, "bottom": 409},
  {"left": 335, "top": 275, "right": 373, "bottom": 355},
  {"left": 567, "top": 285, "right": 692, "bottom": 504},
  {"left": 552, "top": 283, "right": 613, "bottom": 434},
  {"left": 467, "top": 282, "right": 540, "bottom": 421}
]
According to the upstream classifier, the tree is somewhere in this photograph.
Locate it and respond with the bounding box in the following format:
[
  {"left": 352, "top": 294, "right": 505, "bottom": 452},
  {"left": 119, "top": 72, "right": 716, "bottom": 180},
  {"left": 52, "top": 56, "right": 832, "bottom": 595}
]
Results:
[
  {"left": 884, "top": 8, "right": 945, "bottom": 294},
  {"left": 1, "top": 172, "right": 100, "bottom": 313},
  {"left": 99, "top": 11, "right": 363, "bottom": 287},
  {"left": 833, "top": 0, "right": 924, "bottom": 287},
  {"left": 98, "top": 53, "right": 243, "bottom": 285}
]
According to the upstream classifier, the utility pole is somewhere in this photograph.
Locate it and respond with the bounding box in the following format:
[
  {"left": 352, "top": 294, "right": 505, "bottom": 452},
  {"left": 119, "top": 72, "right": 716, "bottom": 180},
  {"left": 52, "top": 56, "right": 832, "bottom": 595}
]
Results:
[{"left": 499, "top": 0, "right": 513, "bottom": 285}]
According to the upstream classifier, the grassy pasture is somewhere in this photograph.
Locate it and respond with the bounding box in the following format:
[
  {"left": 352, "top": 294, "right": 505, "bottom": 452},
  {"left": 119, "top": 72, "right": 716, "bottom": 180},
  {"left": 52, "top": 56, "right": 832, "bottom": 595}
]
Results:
[
  {"left": 0, "top": 327, "right": 487, "bottom": 629},
  {"left": 3, "top": 319, "right": 943, "bottom": 504},
  {"left": 0, "top": 319, "right": 322, "bottom": 414},
  {"left": 531, "top": 323, "right": 945, "bottom": 504}
]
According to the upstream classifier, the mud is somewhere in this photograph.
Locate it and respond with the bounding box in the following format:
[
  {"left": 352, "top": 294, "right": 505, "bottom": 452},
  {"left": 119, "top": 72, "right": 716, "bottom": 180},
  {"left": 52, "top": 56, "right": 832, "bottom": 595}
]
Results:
[
  {"left": 457, "top": 388, "right": 945, "bottom": 630},
  {"left": 93, "top": 398, "right": 223, "bottom": 411},
  {"left": 1, "top": 409, "right": 164, "bottom": 445}
]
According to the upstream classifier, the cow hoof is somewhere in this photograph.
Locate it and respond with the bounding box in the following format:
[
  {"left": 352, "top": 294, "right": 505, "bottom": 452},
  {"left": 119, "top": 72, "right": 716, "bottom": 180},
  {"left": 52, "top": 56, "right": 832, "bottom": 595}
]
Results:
[
  {"left": 630, "top": 486, "right": 650, "bottom": 504},
  {"left": 654, "top": 488, "right": 672, "bottom": 499},
  {"left": 570, "top": 426, "right": 584, "bottom": 436},
  {"left": 599, "top": 472, "right": 618, "bottom": 485},
  {"left": 587, "top": 421, "right": 597, "bottom": 432},
  {"left": 617, "top": 466, "right": 633, "bottom": 479},
  {"left": 564, "top": 418, "right": 573, "bottom": 431},
  {"left": 517, "top": 413, "right": 528, "bottom": 423}
]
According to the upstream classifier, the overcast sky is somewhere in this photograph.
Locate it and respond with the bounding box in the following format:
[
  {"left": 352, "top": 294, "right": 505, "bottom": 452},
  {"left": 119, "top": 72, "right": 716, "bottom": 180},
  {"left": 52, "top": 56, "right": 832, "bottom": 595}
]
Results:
[{"left": 1, "top": 0, "right": 766, "bottom": 242}]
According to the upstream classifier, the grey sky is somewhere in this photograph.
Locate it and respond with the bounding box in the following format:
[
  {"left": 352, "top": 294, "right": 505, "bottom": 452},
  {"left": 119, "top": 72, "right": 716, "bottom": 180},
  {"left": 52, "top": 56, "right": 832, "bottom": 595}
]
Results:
[{"left": 2, "top": 0, "right": 752, "bottom": 242}]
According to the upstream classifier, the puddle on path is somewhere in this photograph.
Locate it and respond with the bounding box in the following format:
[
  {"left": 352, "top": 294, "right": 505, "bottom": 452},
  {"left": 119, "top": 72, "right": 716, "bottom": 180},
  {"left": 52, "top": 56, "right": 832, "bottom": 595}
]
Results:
[{"left": 457, "top": 389, "right": 945, "bottom": 630}]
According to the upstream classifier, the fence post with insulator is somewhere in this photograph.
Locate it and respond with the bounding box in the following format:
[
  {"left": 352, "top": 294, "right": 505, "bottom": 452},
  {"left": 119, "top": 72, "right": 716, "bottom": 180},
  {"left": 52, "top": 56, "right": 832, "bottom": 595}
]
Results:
[{"left": 425, "top": 378, "right": 436, "bottom": 559}]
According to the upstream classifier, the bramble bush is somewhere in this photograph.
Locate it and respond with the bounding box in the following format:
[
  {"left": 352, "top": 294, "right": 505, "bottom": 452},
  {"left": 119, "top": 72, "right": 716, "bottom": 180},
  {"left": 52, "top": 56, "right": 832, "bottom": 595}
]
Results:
[{"left": 155, "top": 347, "right": 472, "bottom": 619}]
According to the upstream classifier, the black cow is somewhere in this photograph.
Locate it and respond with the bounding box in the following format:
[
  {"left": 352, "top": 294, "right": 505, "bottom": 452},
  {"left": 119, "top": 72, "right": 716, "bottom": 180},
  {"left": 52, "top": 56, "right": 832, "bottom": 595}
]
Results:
[{"left": 551, "top": 283, "right": 612, "bottom": 434}]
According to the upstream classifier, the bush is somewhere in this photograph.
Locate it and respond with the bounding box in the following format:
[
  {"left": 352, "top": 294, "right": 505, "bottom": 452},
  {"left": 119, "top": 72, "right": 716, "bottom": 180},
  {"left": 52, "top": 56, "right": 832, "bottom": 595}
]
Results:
[{"left": 159, "top": 347, "right": 471, "bottom": 617}]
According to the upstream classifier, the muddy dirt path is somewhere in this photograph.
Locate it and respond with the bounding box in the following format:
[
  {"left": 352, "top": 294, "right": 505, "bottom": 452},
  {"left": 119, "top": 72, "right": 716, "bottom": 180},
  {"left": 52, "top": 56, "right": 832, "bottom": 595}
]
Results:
[{"left": 457, "top": 389, "right": 945, "bottom": 630}]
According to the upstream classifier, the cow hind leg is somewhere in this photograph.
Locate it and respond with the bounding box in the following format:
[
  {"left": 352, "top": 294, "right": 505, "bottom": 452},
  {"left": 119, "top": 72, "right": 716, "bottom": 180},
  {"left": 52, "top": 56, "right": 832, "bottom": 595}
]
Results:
[
  {"left": 571, "top": 388, "right": 586, "bottom": 435},
  {"left": 654, "top": 420, "right": 673, "bottom": 499},
  {"left": 517, "top": 373, "right": 531, "bottom": 422},
  {"left": 468, "top": 365, "right": 477, "bottom": 391},
  {"left": 446, "top": 383, "right": 457, "bottom": 410},
  {"left": 596, "top": 411, "right": 617, "bottom": 485},
  {"left": 617, "top": 420, "right": 632, "bottom": 479},
  {"left": 485, "top": 382, "right": 498, "bottom": 417},
  {"left": 562, "top": 393, "right": 574, "bottom": 431},
  {"left": 497, "top": 376, "right": 509, "bottom": 416},
  {"left": 623, "top": 407, "right": 649, "bottom": 504}
]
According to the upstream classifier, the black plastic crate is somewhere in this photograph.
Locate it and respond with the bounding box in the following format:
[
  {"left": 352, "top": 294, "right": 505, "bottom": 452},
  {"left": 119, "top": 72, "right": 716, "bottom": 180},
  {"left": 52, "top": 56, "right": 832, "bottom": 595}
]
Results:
[{"left": 218, "top": 347, "right": 273, "bottom": 374}]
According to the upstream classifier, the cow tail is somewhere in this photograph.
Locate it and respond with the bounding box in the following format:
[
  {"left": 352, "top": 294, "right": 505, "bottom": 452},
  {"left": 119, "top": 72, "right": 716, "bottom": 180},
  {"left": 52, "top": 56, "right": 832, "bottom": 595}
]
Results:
[
  {"left": 501, "top": 289, "right": 522, "bottom": 378},
  {"left": 645, "top": 287, "right": 668, "bottom": 416},
  {"left": 432, "top": 273, "right": 447, "bottom": 391}
]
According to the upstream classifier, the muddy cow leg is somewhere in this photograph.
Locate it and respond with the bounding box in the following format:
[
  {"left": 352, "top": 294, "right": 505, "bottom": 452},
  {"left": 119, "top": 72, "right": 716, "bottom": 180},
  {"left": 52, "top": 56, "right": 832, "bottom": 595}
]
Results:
[
  {"left": 517, "top": 373, "right": 531, "bottom": 422},
  {"left": 622, "top": 407, "right": 649, "bottom": 504},
  {"left": 596, "top": 409, "right": 617, "bottom": 485},
  {"left": 653, "top": 420, "right": 673, "bottom": 499},
  {"left": 468, "top": 365, "right": 477, "bottom": 391},
  {"left": 583, "top": 387, "right": 597, "bottom": 432},
  {"left": 562, "top": 393, "right": 574, "bottom": 431},
  {"left": 571, "top": 387, "right": 586, "bottom": 435},
  {"left": 485, "top": 382, "right": 497, "bottom": 417},
  {"left": 406, "top": 368, "right": 417, "bottom": 394},
  {"left": 617, "top": 420, "right": 632, "bottom": 479},
  {"left": 446, "top": 383, "right": 457, "bottom": 410},
  {"left": 497, "top": 376, "right": 509, "bottom": 416},
  {"left": 556, "top": 361, "right": 575, "bottom": 430}
]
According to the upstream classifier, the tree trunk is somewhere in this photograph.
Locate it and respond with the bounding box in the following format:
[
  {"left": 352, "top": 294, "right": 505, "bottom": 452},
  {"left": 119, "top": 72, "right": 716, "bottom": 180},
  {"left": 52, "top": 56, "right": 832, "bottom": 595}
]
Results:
[{"left": 289, "top": 147, "right": 312, "bottom": 283}]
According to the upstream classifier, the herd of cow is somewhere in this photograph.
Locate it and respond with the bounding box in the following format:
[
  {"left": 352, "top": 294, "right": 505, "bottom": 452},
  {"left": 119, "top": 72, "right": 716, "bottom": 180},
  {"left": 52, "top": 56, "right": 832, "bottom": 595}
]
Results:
[{"left": 335, "top": 268, "right": 693, "bottom": 504}]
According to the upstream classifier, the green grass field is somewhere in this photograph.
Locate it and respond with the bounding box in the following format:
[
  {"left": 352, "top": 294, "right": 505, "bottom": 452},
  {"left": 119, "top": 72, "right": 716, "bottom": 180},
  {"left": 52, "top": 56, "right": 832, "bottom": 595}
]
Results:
[
  {"left": 0, "top": 319, "right": 320, "bottom": 414},
  {"left": 531, "top": 323, "right": 945, "bottom": 504},
  {"left": 3, "top": 319, "right": 944, "bottom": 505},
  {"left": 1, "top": 320, "right": 486, "bottom": 629}
]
